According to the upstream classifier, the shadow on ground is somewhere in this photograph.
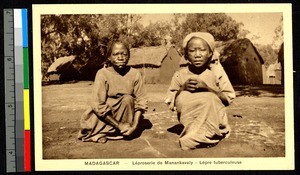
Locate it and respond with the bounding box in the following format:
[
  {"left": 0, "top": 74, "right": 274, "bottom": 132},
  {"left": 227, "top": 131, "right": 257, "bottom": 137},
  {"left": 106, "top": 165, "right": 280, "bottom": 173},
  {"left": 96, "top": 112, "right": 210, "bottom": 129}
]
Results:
[
  {"left": 234, "top": 85, "right": 284, "bottom": 97},
  {"left": 167, "top": 124, "right": 184, "bottom": 135},
  {"left": 124, "top": 118, "right": 153, "bottom": 140}
]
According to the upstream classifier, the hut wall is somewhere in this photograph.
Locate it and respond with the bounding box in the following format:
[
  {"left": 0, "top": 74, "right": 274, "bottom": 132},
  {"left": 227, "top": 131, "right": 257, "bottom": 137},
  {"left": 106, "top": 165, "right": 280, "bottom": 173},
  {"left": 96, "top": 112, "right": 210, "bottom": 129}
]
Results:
[
  {"left": 129, "top": 47, "right": 182, "bottom": 84},
  {"left": 223, "top": 46, "right": 263, "bottom": 85},
  {"left": 223, "top": 64, "right": 240, "bottom": 85},
  {"left": 241, "top": 45, "right": 263, "bottom": 85},
  {"left": 59, "top": 65, "right": 81, "bottom": 81},
  {"left": 222, "top": 57, "right": 242, "bottom": 85},
  {"left": 159, "top": 51, "right": 181, "bottom": 84},
  {"left": 278, "top": 43, "right": 284, "bottom": 85},
  {"left": 275, "top": 69, "right": 282, "bottom": 84},
  {"left": 221, "top": 39, "right": 264, "bottom": 85},
  {"left": 264, "top": 63, "right": 282, "bottom": 85},
  {"left": 136, "top": 67, "right": 160, "bottom": 84},
  {"left": 262, "top": 65, "right": 268, "bottom": 84}
]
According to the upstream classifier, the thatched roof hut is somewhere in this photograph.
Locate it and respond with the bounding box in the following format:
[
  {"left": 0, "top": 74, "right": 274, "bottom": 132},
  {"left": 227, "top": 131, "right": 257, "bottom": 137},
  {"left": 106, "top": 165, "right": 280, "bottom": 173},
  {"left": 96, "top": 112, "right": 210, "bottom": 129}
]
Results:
[
  {"left": 47, "top": 55, "right": 76, "bottom": 73},
  {"left": 128, "top": 46, "right": 182, "bottom": 84},
  {"left": 219, "top": 38, "right": 264, "bottom": 85},
  {"left": 79, "top": 57, "right": 104, "bottom": 81},
  {"left": 219, "top": 38, "right": 264, "bottom": 65},
  {"left": 46, "top": 55, "right": 80, "bottom": 81},
  {"left": 128, "top": 46, "right": 168, "bottom": 68}
]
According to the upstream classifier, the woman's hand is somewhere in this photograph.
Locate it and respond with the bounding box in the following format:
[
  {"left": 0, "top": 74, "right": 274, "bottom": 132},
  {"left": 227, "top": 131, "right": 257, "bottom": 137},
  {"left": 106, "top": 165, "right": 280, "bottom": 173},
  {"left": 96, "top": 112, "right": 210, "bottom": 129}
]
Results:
[
  {"left": 182, "top": 78, "right": 198, "bottom": 92},
  {"left": 118, "top": 122, "right": 131, "bottom": 134},
  {"left": 182, "top": 78, "right": 229, "bottom": 106},
  {"left": 121, "top": 110, "right": 142, "bottom": 136},
  {"left": 122, "top": 125, "right": 137, "bottom": 136},
  {"left": 195, "top": 79, "right": 210, "bottom": 91},
  {"left": 182, "top": 78, "right": 209, "bottom": 92},
  {"left": 165, "top": 97, "right": 176, "bottom": 111}
]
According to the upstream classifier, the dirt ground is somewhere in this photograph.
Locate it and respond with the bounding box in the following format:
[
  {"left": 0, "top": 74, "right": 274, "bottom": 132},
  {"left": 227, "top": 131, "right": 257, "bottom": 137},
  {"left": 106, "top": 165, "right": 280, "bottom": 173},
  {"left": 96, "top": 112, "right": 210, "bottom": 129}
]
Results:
[{"left": 41, "top": 82, "right": 285, "bottom": 159}]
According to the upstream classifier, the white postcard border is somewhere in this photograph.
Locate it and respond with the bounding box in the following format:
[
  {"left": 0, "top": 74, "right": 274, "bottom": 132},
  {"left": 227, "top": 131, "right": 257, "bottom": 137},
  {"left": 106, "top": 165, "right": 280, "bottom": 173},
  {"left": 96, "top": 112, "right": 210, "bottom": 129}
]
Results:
[{"left": 33, "top": 3, "right": 294, "bottom": 171}]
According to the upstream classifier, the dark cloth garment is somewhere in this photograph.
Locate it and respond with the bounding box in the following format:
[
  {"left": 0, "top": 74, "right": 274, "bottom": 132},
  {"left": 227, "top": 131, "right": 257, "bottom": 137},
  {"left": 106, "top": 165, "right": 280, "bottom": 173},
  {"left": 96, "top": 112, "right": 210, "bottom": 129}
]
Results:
[{"left": 78, "top": 67, "right": 147, "bottom": 142}]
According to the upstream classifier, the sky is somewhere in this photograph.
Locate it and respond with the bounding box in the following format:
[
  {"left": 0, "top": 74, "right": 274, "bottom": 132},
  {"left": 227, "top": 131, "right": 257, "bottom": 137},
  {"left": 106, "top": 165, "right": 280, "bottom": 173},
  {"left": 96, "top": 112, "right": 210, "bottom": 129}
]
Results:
[
  {"left": 227, "top": 13, "right": 282, "bottom": 45},
  {"left": 140, "top": 13, "right": 283, "bottom": 45}
]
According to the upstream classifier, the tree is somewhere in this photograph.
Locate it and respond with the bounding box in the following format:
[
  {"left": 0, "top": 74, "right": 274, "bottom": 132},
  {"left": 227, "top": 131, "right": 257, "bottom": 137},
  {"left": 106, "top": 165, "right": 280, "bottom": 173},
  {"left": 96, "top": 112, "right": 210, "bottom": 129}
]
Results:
[
  {"left": 41, "top": 14, "right": 107, "bottom": 63},
  {"left": 99, "top": 14, "right": 143, "bottom": 46},
  {"left": 237, "top": 28, "right": 251, "bottom": 39},
  {"left": 272, "top": 15, "right": 283, "bottom": 51},
  {"left": 170, "top": 13, "right": 242, "bottom": 48},
  {"left": 139, "top": 21, "right": 172, "bottom": 47},
  {"left": 255, "top": 44, "right": 278, "bottom": 67},
  {"left": 41, "top": 14, "right": 145, "bottom": 79}
]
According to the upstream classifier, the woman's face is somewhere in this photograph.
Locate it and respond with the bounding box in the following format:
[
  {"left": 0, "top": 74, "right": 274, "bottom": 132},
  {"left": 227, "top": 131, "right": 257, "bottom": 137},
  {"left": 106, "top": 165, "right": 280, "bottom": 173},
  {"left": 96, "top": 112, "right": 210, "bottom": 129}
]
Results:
[
  {"left": 109, "top": 43, "right": 129, "bottom": 69},
  {"left": 186, "top": 37, "right": 212, "bottom": 68}
]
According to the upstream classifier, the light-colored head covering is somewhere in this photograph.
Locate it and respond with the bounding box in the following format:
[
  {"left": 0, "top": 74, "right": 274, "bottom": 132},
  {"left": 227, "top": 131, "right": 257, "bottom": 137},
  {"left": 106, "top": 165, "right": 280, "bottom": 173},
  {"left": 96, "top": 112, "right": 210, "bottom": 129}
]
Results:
[
  {"left": 182, "top": 32, "right": 215, "bottom": 52},
  {"left": 182, "top": 32, "right": 220, "bottom": 62}
]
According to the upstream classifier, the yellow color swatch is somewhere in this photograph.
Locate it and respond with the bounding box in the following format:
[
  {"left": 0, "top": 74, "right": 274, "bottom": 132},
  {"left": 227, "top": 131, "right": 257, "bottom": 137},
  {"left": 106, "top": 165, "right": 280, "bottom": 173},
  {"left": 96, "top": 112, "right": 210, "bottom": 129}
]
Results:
[{"left": 24, "top": 89, "right": 30, "bottom": 130}]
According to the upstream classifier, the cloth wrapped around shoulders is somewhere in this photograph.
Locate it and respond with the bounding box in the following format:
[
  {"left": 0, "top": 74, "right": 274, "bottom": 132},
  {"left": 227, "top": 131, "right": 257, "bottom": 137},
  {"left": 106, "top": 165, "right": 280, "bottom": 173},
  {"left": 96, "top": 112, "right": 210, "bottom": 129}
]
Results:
[
  {"left": 165, "top": 60, "right": 235, "bottom": 150},
  {"left": 165, "top": 59, "right": 235, "bottom": 110}
]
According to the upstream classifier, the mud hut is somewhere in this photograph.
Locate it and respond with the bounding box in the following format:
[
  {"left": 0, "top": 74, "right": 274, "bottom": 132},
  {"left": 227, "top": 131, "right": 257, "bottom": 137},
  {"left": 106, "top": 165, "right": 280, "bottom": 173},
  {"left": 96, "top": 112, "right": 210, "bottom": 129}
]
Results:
[
  {"left": 265, "top": 62, "right": 282, "bottom": 85},
  {"left": 79, "top": 57, "right": 104, "bottom": 81},
  {"left": 278, "top": 43, "right": 284, "bottom": 85},
  {"left": 159, "top": 46, "right": 183, "bottom": 83},
  {"left": 128, "top": 46, "right": 182, "bottom": 84},
  {"left": 219, "top": 38, "right": 264, "bottom": 85},
  {"left": 46, "top": 55, "right": 80, "bottom": 81}
]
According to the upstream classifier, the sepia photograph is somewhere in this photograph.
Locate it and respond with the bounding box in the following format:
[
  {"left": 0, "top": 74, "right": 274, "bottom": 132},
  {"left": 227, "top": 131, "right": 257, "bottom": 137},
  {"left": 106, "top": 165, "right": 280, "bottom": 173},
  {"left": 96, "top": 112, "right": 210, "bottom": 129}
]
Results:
[{"left": 32, "top": 4, "right": 294, "bottom": 171}]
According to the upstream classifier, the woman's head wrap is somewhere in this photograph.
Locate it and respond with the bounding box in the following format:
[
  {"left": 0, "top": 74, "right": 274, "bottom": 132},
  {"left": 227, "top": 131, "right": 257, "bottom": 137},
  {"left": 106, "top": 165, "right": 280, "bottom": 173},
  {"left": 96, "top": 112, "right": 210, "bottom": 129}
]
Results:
[
  {"left": 182, "top": 32, "right": 215, "bottom": 52},
  {"left": 182, "top": 32, "right": 220, "bottom": 62}
]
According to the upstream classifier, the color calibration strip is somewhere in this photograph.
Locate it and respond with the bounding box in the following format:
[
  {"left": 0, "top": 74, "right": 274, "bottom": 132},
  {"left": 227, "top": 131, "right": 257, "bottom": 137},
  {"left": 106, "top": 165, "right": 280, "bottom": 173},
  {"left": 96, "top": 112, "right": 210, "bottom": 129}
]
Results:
[
  {"left": 21, "top": 9, "right": 31, "bottom": 172},
  {"left": 4, "top": 8, "right": 31, "bottom": 172}
]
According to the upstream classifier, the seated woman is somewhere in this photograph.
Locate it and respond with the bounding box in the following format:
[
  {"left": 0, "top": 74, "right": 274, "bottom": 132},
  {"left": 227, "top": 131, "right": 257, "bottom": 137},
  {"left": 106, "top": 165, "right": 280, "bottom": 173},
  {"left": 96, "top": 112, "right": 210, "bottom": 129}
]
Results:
[
  {"left": 78, "top": 40, "right": 148, "bottom": 143},
  {"left": 165, "top": 32, "right": 235, "bottom": 150}
]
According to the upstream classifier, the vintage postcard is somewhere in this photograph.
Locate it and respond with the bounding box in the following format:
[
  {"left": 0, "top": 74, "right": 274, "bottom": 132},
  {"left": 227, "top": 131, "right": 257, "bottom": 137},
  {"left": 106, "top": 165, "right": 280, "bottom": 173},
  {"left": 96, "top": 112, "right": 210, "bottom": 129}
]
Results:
[{"left": 32, "top": 3, "right": 294, "bottom": 171}]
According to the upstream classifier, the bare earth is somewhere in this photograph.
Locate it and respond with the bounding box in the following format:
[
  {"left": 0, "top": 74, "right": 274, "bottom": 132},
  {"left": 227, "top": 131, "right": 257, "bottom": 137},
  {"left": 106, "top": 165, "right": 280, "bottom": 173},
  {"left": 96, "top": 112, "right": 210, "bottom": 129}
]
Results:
[{"left": 42, "top": 82, "right": 285, "bottom": 159}]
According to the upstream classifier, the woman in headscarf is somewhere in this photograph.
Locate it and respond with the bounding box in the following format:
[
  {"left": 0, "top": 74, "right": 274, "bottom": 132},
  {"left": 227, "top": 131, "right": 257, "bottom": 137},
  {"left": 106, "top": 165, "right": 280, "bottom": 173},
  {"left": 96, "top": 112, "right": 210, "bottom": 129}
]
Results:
[{"left": 165, "top": 32, "right": 235, "bottom": 150}]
